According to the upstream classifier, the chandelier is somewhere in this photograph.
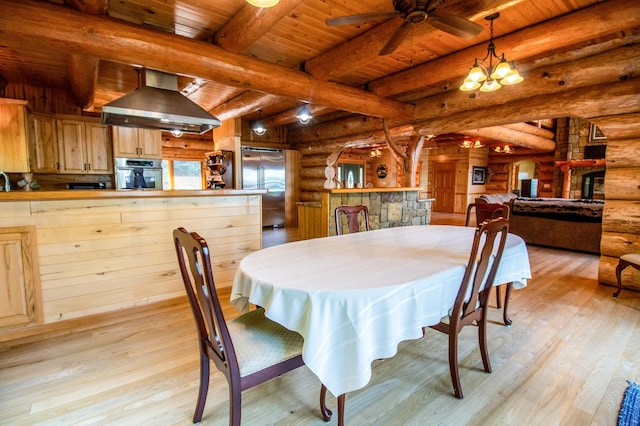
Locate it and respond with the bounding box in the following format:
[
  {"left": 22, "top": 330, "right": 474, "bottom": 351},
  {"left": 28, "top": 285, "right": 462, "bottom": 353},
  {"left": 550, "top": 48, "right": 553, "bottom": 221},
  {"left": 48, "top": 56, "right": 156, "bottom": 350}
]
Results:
[
  {"left": 296, "top": 105, "right": 313, "bottom": 125},
  {"left": 459, "top": 13, "right": 523, "bottom": 93},
  {"left": 461, "top": 139, "right": 484, "bottom": 149}
]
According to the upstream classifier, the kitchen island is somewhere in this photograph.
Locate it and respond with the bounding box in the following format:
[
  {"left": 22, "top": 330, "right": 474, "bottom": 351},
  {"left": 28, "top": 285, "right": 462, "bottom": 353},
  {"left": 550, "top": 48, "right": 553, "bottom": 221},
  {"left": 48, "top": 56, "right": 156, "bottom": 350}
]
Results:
[{"left": 0, "top": 189, "right": 265, "bottom": 333}]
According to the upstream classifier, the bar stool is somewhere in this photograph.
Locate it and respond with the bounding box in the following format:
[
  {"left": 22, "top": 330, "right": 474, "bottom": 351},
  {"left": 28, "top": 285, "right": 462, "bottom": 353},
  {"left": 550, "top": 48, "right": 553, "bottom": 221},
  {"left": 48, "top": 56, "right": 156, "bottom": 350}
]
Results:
[{"left": 614, "top": 253, "right": 640, "bottom": 297}]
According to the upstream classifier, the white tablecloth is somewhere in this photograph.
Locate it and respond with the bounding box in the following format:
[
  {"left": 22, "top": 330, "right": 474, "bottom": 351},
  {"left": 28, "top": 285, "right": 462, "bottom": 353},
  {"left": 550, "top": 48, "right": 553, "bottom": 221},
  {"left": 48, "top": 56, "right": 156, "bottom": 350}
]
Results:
[{"left": 231, "top": 225, "right": 531, "bottom": 396}]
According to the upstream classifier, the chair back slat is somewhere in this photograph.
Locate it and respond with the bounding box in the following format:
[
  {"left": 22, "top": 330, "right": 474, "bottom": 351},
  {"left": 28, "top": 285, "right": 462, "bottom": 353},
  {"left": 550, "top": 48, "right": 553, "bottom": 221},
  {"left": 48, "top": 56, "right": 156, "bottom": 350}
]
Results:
[
  {"left": 335, "top": 205, "right": 370, "bottom": 235},
  {"left": 452, "top": 218, "right": 509, "bottom": 321},
  {"left": 173, "top": 228, "right": 237, "bottom": 371},
  {"left": 465, "top": 202, "right": 510, "bottom": 227}
]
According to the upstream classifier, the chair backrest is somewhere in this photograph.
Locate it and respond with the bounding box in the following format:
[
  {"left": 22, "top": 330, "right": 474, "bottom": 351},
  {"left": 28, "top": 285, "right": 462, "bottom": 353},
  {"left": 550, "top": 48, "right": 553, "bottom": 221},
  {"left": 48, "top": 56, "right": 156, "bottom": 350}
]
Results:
[
  {"left": 451, "top": 218, "right": 510, "bottom": 323},
  {"left": 465, "top": 202, "right": 510, "bottom": 227},
  {"left": 335, "top": 205, "right": 371, "bottom": 235},
  {"left": 173, "top": 227, "right": 238, "bottom": 376}
]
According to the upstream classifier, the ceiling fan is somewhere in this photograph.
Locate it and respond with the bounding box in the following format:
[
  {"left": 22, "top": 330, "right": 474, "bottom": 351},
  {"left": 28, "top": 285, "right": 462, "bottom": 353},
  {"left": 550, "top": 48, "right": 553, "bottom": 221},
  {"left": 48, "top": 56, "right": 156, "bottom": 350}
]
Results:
[{"left": 326, "top": 0, "right": 483, "bottom": 55}]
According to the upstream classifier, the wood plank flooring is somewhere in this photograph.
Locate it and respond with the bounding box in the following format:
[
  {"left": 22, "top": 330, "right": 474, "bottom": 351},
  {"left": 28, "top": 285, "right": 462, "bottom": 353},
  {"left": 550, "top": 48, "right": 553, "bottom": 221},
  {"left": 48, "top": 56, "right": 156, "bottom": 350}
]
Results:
[{"left": 1, "top": 216, "right": 639, "bottom": 425}]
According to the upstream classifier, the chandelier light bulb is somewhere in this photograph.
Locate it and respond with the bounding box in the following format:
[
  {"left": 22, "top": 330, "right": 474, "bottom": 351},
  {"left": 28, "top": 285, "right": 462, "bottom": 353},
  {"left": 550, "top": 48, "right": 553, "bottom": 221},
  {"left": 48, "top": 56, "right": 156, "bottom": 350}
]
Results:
[
  {"left": 252, "top": 121, "right": 267, "bottom": 136},
  {"left": 467, "top": 64, "right": 487, "bottom": 82},
  {"left": 296, "top": 105, "right": 313, "bottom": 125},
  {"left": 480, "top": 78, "right": 501, "bottom": 92},
  {"left": 459, "top": 79, "right": 481, "bottom": 91},
  {"left": 501, "top": 67, "right": 524, "bottom": 85},
  {"left": 490, "top": 56, "right": 513, "bottom": 80}
]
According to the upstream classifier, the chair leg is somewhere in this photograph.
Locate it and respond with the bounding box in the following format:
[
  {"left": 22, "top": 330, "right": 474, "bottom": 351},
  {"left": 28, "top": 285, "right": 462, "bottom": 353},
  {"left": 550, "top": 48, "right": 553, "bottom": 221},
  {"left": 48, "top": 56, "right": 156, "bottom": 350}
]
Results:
[
  {"left": 320, "top": 384, "right": 332, "bottom": 421},
  {"left": 478, "top": 313, "right": 492, "bottom": 374},
  {"left": 448, "top": 331, "right": 463, "bottom": 399},
  {"left": 319, "top": 385, "right": 345, "bottom": 426},
  {"left": 229, "top": 382, "right": 242, "bottom": 426},
  {"left": 615, "top": 260, "right": 629, "bottom": 298},
  {"left": 337, "top": 393, "right": 345, "bottom": 426},
  {"left": 193, "top": 353, "right": 210, "bottom": 423},
  {"left": 502, "top": 282, "right": 513, "bottom": 326},
  {"left": 495, "top": 285, "right": 502, "bottom": 309}
]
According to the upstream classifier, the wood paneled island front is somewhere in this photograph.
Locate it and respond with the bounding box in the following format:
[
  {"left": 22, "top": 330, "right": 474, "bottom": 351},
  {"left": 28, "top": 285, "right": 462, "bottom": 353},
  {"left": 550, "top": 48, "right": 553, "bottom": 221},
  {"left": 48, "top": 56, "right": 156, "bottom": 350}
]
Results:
[{"left": 0, "top": 189, "right": 264, "bottom": 333}]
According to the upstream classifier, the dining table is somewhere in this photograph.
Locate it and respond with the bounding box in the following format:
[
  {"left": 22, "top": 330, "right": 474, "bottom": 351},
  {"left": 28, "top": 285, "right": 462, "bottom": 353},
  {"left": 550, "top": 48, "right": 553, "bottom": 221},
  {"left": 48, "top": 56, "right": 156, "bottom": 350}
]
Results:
[{"left": 230, "top": 224, "right": 531, "bottom": 399}]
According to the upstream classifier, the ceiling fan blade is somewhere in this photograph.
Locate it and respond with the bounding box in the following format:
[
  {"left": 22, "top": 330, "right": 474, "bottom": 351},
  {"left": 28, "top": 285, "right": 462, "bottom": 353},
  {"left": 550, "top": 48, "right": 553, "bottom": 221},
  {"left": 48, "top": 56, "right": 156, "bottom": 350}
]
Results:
[
  {"left": 379, "top": 21, "right": 411, "bottom": 56},
  {"left": 326, "top": 11, "right": 401, "bottom": 27},
  {"left": 426, "top": 10, "right": 483, "bottom": 39}
]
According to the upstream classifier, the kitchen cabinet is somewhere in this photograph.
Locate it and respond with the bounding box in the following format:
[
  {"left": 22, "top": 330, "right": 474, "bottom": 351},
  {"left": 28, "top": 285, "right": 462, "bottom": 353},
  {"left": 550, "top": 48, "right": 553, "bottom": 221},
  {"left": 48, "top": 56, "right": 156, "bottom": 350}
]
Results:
[
  {"left": 112, "top": 127, "right": 162, "bottom": 159},
  {"left": 0, "top": 99, "right": 30, "bottom": 173},
  {"left": 29, "top": 114, "right": 59, "bottom": 173},
  {"left": 0, "top": 226, "right": 42, "bottom": 331},
  {"left": 57, "top": 118, "right": 113, "bottom": 174}
]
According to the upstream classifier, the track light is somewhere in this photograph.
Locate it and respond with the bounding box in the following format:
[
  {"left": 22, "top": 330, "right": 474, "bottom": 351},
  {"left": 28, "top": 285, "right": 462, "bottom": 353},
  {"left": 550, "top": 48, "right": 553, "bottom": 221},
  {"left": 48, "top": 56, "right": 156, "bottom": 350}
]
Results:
[
  {"left": 246, "top": 0, "right": 279, "bottom": 7},
  {"left": 251, "top": 110, "right": 267, "bottom": 136},
  {"left": 296, "top": 105, "right": 313, "bottom": 125}
]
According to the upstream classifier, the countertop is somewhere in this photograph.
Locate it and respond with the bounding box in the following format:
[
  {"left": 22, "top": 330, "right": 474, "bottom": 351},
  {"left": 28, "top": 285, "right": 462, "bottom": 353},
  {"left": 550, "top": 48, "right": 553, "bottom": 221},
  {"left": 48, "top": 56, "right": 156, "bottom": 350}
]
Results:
[
  {"left": 0, "top": 189, "right": 266, "bottom": 201},
  {"left": 320, "top": 187, "right": 424, "bottom": 194}
]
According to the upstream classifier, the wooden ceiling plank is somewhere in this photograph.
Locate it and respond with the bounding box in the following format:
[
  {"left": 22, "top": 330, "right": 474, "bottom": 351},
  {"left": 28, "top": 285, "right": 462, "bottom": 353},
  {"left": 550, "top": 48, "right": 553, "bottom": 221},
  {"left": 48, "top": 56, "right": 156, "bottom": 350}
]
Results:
[
  {"left": 215, "top": 0, "right": 304, "bottom": 53},
  {"left": 369, "top": 0, "right": 640, "bottom": 98},
  {"left": 68, "top": 54, "right": 99, "bottom": 110},
  {"left": 0, "top": 0, "right": 413, "bottom": 121}
]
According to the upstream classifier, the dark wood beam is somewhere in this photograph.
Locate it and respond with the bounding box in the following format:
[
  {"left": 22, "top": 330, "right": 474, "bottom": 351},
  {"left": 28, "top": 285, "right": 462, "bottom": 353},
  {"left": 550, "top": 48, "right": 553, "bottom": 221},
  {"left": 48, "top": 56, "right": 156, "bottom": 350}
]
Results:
[{"left": 64, "top": 0, "right": 107, "bottom": 15}]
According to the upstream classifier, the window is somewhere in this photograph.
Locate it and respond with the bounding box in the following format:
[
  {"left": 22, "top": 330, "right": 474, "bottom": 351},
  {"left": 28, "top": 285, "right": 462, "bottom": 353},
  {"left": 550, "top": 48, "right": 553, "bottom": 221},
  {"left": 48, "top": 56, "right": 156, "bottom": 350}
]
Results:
[{"left": 162, "top": 160, "right": 204, "bottom": 190}]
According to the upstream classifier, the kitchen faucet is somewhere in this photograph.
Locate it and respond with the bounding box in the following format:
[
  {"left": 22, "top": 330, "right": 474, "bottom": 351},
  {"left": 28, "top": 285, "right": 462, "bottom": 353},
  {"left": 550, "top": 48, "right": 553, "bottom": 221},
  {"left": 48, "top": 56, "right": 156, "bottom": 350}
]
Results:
[{"left": 0, "top": 171, "right": 10, "bottom": 192}]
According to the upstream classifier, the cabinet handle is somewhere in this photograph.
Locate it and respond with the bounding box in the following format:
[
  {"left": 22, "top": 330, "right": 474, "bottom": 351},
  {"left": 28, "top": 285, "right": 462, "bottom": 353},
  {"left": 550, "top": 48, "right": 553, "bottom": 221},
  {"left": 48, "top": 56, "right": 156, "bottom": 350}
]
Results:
[
  {"left": 56, "top": 162, "right": 60, "bottom": 170},
  {"left": 87, "top": 163, "right": 92, "bottom": 171}
]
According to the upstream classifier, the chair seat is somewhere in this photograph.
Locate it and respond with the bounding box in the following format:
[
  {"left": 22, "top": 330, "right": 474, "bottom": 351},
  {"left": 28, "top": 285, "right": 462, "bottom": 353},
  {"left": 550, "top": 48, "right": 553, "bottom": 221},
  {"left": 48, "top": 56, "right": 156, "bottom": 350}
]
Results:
[
  {"left": 228, "top": 308, "right": 304, "bottom": 377},
  {"left": 620, "top": 253, "right": 640, "bottom": 266}
]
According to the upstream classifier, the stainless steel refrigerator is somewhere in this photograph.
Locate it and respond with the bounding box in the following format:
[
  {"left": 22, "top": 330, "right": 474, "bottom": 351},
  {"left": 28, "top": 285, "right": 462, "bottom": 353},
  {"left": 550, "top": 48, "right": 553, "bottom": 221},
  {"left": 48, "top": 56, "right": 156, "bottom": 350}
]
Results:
[{"left": 241, "top": 147, "right": 285, "bottom": 227}]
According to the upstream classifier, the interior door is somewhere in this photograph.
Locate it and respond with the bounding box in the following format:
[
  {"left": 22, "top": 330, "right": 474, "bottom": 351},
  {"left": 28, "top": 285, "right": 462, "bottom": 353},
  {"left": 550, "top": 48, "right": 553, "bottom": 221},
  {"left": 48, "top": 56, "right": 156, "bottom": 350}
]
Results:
[{"left": 433, "top": 161, "right": 456, "bottom": 213}]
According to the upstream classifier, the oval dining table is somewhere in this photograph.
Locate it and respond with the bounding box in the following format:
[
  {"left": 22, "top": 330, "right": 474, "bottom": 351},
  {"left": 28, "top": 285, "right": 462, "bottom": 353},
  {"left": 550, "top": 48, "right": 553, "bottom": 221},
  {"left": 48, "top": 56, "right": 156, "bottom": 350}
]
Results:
[{"left": 231, "top": 224, "right": 531, "bottom": 415}]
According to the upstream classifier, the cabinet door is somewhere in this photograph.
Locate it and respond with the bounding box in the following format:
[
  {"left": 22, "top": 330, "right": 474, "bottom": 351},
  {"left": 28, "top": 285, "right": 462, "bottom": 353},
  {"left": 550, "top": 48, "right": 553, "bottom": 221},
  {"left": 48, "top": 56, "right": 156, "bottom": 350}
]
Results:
[
  {"left": 112, "top": 126, "right": 140, "bottom": 157},
  {"left": 85, "top": 122, "right": 113, "bottom": 174},
  {"left": 57, "top": 119, "right": 87, "bottom": 173},
  {"left": 0, "top": 226, "right": 42, "bottom": 331},
  {"left": 138, "top": 129, "right": 163, "bottom": 159},
  {"left": 30, "top": 114, "right": 59, "bottom": 173},
  {"left": 0, "top": 101, "right": 30, "bottom": 172}
]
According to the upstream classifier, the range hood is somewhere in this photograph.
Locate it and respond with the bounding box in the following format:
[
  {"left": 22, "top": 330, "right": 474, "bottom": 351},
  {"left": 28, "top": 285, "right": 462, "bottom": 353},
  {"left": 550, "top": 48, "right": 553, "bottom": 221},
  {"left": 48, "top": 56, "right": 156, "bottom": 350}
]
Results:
[{"left": 101, "top": 69, "right": 221, "bottom": 134}]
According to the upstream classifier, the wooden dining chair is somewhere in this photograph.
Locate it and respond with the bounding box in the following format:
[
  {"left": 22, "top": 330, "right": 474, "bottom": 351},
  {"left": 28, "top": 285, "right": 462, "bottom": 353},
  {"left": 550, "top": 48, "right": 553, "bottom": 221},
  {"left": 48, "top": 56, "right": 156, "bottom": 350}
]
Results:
[
  {"left": 173, "top": 227, "right": 308, "bottom": 425},
  {"left": 427, "top": 217, "right": 509, "bottom": 399},
  {"left": 335, "top": 205, "right": 371, "bottom": 235},
  {"left": 465, "top": 201, "right": 513, "bottom": 325}
]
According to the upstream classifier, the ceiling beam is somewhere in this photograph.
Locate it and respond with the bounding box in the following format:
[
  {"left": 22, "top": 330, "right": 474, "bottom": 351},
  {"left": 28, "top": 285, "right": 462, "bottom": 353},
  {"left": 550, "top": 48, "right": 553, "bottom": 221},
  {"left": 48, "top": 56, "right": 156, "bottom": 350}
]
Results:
[
  {"left": 0, "top": 0, "right": 413, "bottom": 121},
  {"left": 68, "top": 54, "right": 99, "bottom": 110},
  {"left": 215, "top": 0, "right": 304, "bottom": 53},
  {"left": 64, "top": 0, "right": 107, "bottom": 15},
  {"left": 210, "top": 92, "right": 286, "bottom": 122},
  {"left": 368, "top": 0, "right": 640, "bottom": 98},
  {"left": 458, "top": 126, "right": 556, "bottom": 151}
]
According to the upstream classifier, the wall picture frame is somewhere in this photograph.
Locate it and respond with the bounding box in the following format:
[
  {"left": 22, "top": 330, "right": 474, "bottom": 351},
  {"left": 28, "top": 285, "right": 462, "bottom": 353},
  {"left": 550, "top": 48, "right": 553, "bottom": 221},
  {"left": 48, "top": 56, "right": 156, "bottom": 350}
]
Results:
[
  {"left": 472, "top": 166, "right": 486, "bottom": 185},
  {"left": 589, "top": 123, "right": 607, "bottom": 142}
]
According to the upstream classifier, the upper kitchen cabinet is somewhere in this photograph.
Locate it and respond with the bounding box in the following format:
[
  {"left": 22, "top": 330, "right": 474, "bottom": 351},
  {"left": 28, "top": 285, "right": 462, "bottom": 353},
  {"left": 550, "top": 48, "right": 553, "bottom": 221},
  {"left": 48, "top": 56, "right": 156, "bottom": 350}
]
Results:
[
  {"left": 29, "top": 114, "right": 59, "bottom": 173},
  {"left": 56, "top": 118, "right": 113, "bottom": 174},
  {"left": 112, "top": 127, "right": 162, "bottom": 159},
  {"left": 0, "top": 99, "right": 30, "bottom": 173}
]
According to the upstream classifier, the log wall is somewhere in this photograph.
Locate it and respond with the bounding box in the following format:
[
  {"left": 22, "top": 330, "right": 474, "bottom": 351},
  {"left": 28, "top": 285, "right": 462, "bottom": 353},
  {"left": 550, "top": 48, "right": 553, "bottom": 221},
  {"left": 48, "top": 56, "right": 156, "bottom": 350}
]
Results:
[{"left": 596, "top": 112, "right": 640, "bottom": 292}]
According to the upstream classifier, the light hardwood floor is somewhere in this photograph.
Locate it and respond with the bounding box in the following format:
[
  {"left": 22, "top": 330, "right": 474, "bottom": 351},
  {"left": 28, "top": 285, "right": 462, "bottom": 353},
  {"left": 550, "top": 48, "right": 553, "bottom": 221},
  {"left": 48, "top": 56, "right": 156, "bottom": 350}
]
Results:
[{"left": 1, "top": 218, "right": 639, "bottom": 425}]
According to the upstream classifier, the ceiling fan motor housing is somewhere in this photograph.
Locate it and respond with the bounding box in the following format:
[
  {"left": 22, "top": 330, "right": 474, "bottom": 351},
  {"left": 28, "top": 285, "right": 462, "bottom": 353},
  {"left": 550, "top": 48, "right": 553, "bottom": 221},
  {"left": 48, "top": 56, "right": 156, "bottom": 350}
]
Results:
[{"left": 394, "top": 0, "right": 430, "bottom": 23}]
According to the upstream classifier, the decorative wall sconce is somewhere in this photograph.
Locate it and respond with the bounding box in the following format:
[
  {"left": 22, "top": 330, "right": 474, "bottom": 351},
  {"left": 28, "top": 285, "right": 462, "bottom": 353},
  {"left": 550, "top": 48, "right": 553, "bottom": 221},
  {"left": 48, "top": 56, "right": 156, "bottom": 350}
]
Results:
[
  {"left": 461, "top": 139, "right": 484, "bottom": 149},
  {"left": 494, "top": 145, "right": 514, "bottom": 153},
  {"left": 296, "top": 105, "right": 313, "bottom": 125},
  {"left": 459, "top": 13, "right": 523, "bottom": 93},
  {"left": 251, "top": 110, "right": 267, "bottom": 136},
  {"left": 369, "top": 148, "right": 382, "bottom": 158}
]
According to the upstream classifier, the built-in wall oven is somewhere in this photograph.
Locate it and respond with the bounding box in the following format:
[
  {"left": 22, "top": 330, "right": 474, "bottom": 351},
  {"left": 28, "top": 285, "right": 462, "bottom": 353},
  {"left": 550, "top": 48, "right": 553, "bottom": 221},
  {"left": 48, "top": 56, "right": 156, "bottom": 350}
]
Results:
[{"left": 115, "top": 158, "right": 163, "bottom": 190}]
